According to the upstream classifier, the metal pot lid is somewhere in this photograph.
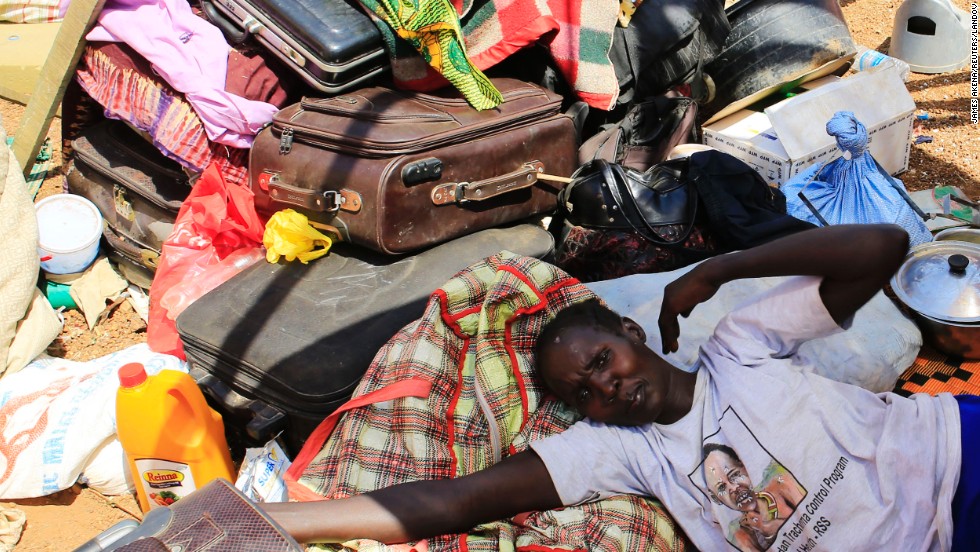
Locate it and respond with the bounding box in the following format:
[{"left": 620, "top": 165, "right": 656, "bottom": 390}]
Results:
[
  {"left": 891, "top": 241, "right": 980, "bottom": 323},
  {"left": 934, "top": 227, "right": 980, "bottom": 245}
]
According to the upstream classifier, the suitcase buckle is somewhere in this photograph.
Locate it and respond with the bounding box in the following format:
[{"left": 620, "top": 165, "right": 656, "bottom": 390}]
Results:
[
  {"left": 267, "top": 176, "right": 363, "bottom": 214},
  {"left": 322, "top": 190, "right": 363, "bottom": 214},
  {"left": 279, "top": 128, "right": 294, "bottom": 155},
  {"left": 322, "top": 191, "right": 343, "bottom": 212}
]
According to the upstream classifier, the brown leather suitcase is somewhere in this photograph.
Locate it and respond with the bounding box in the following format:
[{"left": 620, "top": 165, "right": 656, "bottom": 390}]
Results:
[
  {"left": 67, "top": 121, "right": 192, "bottom": 288},
  {"left": 249, "top": 78, "right": 578, "bottom": 254}
]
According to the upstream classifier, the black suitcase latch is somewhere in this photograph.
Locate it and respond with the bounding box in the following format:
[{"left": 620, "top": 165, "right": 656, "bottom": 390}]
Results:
[{"left": 402, "top": 157, "right": 443, "bottom": 185}]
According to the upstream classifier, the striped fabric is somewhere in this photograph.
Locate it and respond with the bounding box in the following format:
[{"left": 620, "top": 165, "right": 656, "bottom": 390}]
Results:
[
  {"left": 75, "top": 46, "right": 250, "bottom": 187},
  {"left": 0, "top": 0, "right": 64, "bottom": 23},
  {"left": 290, "top": 252, "right": 686, "bottom": 552}
]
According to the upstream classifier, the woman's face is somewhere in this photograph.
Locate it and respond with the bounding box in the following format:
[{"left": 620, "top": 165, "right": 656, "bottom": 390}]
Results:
[
  {"left": 538, "top": 324, "right": 671, "bottom": 426},
  {"left": 704, "top": 450, "right": 756, "bottom": 512}
]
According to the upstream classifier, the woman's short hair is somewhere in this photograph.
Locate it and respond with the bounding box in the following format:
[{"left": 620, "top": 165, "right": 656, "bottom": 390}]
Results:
[{"left": 534, "top": 299, "right": 624, "bottom": 361}]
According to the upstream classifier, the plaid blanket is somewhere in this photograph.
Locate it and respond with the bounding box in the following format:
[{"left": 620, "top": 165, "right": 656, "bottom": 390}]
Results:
[
  {"left": 360, "top": 0, "right": 620, "bottom": 110},
  {"left": 287, "top": 252, "right": 686, "bottom": 551},
  {"left": 0, "top": 0, "right": 65, "bottom": 23}
]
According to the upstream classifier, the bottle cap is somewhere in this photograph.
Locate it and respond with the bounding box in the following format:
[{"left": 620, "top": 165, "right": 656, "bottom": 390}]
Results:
[{"left": 118, "top": 363, "right": 148, "bottom": 388}]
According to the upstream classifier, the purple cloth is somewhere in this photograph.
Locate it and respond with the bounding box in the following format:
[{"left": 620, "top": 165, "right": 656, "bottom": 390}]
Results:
[{"left": 86, "top": 0, "right": 277, "bottom": 148}]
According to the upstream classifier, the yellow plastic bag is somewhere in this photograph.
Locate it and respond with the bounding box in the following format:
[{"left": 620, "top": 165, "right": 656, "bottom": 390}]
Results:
[{"left": 263, "top": 209, "right": 335, "bottom": 264}]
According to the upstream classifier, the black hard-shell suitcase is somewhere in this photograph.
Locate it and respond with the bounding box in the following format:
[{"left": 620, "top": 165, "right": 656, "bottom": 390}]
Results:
[
  {"left": 201, "top": 0, "right": 388, "bottom": 95},
  {"left": 67, "top": 121, "right": 191, "bottom": 288},
  {"left": 176, "top": 224, "right": 554, "bottom": 453}
]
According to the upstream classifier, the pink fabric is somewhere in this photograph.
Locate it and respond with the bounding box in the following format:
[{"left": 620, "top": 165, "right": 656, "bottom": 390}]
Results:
[{"left": 86, "top": 0, "right": 277, "bottom": 148}]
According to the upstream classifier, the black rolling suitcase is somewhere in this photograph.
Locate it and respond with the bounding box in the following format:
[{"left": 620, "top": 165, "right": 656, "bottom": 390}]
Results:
[
  {"left": 67, "top": 121, "right": 191, "bottom": 288},
  {"left": 175, "top": 224, "right": 554, "bottom": 453},
  {"left": 201, "top": 0, "right": 389, "bottom": 95}
]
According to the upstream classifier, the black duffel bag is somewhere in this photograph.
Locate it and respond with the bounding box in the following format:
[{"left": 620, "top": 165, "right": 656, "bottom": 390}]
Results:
[
  {"left": 549, "top": 157, "right": 719, "bottom": 282},
  {"left": 549, "top": 151, "right": 817, "bottom": 283}
]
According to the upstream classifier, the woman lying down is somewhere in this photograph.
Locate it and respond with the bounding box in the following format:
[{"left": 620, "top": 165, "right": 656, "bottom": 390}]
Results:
[{"left": 265, "top": 224, "right": 977, "bottom": 552}]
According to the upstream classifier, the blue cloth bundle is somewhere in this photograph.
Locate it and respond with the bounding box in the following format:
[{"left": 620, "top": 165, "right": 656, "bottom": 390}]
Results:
[{"left": 781, "top": 111, "right": 932, "bottom": 246}]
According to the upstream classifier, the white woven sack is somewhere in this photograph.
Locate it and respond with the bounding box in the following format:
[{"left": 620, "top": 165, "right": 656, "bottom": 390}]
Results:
[
  {"left": 0, "top": 343, "right": 186, "bottom": 499},
  {"left": 0, "top": 116, "right": 41, "bottom": 376}
]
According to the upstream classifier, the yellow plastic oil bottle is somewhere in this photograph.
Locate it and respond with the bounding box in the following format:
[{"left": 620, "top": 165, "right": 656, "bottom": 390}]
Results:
[{"left": 116, "top": 363, "right": 236, "bottom": 512}]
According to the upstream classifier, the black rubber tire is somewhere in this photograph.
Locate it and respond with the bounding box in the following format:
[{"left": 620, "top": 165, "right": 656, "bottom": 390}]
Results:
[{"left": 704, "top": 0, "right": 856, "bottom": 111}]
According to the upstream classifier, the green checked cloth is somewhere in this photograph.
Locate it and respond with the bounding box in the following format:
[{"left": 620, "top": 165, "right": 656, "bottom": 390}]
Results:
[
  {"left": 359, "top": 0, "right": 503, "bottom": 110},
  {"left": 289, "top": 252, "right": 687, "bottom": 552}
]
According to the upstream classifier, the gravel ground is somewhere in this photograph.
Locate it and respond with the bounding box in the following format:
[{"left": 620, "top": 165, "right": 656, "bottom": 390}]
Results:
[{"left": 2, "top": 0, "right": 976, "bottom": 548}]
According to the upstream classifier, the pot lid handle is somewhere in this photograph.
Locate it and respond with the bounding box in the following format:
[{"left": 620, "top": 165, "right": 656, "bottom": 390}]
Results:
[{"left": 949, "top": 254, "right": 969, "bottom": 274}]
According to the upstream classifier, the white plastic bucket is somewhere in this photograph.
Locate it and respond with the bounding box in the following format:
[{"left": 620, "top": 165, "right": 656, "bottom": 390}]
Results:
[{"left": 35, "top": 194, "right": 103, "bottom": 274}]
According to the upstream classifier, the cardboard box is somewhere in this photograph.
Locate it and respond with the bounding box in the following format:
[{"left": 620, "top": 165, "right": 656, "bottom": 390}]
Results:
[{"left": 702, "top": 64, "right": 915, "bottom": 186}]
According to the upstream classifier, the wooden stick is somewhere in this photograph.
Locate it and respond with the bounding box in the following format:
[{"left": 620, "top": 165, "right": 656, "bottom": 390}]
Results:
[
  {"left": 537, "top": 172, "right": 573, "bottom": 184},
  {"left": 12, "top": 0, "right": 106, "bottom": 176}
]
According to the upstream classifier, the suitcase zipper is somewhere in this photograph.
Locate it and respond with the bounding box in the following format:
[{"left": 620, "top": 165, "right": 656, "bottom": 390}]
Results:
[
  {"left": 274, "top": 104, "right": 559, "bottom": 158},
  {"left": 298, "top": 87, "right": 543, "bottom": 116},
  {"left": 275, "top": 90, "right": 561, "bottom": 157},
  {"left": 72, "top": 138, "right": 187, "bottom": 212},
  {"left": 279, "top": 128, "right": 293, "bottom": 154}
]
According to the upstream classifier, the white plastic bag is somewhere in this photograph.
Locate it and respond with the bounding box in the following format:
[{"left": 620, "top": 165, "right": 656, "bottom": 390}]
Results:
[
  {"left": 0, "top": 343, "right": 186, "bottom": 499},
  {"left": 235, "top": 438, "right": 291, "bottom": 503}
]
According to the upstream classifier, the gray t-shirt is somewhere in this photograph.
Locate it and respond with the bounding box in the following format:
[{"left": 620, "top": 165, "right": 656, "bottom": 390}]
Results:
[{"left": 532, "top": 276, "right": 961, "bottom": 552}]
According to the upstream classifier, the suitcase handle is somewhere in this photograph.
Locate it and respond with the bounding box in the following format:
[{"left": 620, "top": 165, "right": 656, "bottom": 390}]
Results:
[
  {"left": 265, "top": 174, "right": 363, "bottom": 214},
  {"left": 103, "top": 225, "right": 159, "bottom": 269},
  {"left": 190, "top": 367, "right": 288, "bottom": 443},
  {"left": 200, "top": 0, "right": 250, "bottom": 45},
  {"left": 431, "top": 161, "right": 545, "bottom": 205}
]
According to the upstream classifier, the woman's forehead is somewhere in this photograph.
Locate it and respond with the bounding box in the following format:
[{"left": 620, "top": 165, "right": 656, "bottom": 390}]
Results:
[{"left": 541, "top": 325, "right": 605, "bottom": 359}]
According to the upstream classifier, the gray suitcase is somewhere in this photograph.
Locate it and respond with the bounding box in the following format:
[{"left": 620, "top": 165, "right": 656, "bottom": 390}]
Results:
[{"left": 201, "top": 0, "right": 389, "bottom": 94}]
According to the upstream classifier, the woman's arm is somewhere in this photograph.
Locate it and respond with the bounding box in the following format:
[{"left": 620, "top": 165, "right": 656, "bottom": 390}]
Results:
[
  {"left": 263, "top": 449, "right": 562, "bottom": 544},
  {"left": 658, "top": 224, "right": 909, "bottom": 354}
]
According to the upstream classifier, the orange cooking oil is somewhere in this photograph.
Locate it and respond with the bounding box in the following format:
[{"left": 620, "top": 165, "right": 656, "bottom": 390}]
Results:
[{"left": 116, "top": 362, "right": 235, "bottom": 512}]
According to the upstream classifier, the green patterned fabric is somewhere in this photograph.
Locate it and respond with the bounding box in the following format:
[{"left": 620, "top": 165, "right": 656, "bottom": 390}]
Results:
[{"left": 358, "top": 0, "right": 502, "bottom": 110}]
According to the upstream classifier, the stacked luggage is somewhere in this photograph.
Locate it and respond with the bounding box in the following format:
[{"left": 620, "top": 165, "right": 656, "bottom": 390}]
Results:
[
  {"left": 68, "top": 122, "right": 191, "bottom": 289},
  {"left": 199, "top": 0, "right": 389, "bottom": 94},
  {"left": 63, "top": 0, "right": 852, "bottom": 451}
]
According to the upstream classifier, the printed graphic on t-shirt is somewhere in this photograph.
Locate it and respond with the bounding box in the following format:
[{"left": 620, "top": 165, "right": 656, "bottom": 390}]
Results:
[{"left": 688, "top": 407, "right": 808, "bottom": 551}]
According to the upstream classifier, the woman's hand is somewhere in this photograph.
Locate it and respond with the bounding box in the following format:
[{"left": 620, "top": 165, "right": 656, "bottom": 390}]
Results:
[
  {"left": 658, "top": 264, "right": 720, "bottom": 354},
  {"left": 657, "top": 225, "right": 910, "bottom": 353}
]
